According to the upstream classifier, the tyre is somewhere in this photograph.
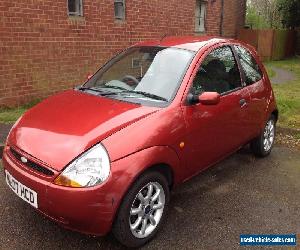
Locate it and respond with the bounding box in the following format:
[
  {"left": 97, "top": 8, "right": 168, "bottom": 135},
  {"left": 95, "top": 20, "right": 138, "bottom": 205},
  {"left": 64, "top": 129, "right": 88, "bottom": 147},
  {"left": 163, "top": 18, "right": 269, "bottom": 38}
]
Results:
[
  {"left": 251, "top": 115, "right": 276, "bottom": 157},
  {"left": 112, "top": 171, "right": 170, "bottom": 248}
]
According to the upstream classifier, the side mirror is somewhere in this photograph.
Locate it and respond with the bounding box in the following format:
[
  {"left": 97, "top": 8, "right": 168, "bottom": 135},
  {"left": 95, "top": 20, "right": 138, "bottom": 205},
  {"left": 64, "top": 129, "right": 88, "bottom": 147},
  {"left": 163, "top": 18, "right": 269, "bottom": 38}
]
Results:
[{"left": 199, "top": 92, "right": 220, "bottom": 105}]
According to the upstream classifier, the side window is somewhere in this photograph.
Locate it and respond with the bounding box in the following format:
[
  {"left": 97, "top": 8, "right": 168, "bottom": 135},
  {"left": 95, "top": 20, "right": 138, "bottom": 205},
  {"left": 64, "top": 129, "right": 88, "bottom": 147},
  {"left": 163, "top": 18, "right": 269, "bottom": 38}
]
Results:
[
  {"left": 234, "top": 45, "right": 263, "bottom": 85},
  {"left": 192, "top": 46, "right": 242, "bottom": 95}
]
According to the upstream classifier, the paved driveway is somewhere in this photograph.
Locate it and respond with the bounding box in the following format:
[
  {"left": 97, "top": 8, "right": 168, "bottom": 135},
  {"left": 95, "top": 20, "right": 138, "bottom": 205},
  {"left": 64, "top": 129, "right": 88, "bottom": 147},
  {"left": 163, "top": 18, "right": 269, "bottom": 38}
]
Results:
[
  {"left": 270, "top": 66, "right": 296, "bottom": 84},
  {"left": 0, "top": 146, "right": 299, "bottom": 250}
]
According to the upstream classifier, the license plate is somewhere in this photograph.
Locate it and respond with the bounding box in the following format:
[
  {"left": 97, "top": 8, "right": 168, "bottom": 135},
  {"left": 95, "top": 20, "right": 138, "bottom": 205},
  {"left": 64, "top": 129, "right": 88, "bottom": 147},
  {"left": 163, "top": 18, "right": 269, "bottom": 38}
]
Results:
[{"left": 5, "top": 170, "right": 38, "bottom": 208}]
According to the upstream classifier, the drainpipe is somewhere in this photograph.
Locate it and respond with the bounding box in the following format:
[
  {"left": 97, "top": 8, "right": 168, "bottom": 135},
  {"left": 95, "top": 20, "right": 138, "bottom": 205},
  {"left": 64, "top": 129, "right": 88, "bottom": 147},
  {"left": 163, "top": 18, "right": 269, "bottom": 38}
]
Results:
[{"left": 220, "top": 0, "right": 224, "bottom": 36}]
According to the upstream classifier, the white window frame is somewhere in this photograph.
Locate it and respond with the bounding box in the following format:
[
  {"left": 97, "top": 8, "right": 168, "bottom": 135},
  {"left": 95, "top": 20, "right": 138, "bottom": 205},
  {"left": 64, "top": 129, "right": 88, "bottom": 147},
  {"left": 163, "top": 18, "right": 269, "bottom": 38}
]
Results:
[
  {"left": 67, "top": 0, "right": 83, "bottom": 16},
  {"left": 114, "top": 0, "right": 126, "bottom": 20},
  {"left": 195, "top": 0, "right": 207, "bottom": 33}
]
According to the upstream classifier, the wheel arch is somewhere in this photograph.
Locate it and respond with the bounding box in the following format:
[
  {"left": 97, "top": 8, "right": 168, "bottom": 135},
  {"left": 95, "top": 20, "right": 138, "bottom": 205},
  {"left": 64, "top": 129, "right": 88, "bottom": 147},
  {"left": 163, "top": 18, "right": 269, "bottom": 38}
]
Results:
[
  {"left": 142, "top": 163, "right": 174, "bottom": 190},
  {"left": 271, "top": 109, "right": 279, "bottom": 122},
  {"left": 114, "top": 162, "right": 175, "bottom": 214},
  {"left": 109, "top": 146, "right": 180, "bottom": 230}
]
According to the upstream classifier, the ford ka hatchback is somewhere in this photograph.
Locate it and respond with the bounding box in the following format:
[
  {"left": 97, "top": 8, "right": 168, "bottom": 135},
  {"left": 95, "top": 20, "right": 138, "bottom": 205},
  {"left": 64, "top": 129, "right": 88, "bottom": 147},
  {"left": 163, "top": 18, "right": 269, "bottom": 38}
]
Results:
[{"left": 2, "top": 36, "right": 278, "bottom": 248}]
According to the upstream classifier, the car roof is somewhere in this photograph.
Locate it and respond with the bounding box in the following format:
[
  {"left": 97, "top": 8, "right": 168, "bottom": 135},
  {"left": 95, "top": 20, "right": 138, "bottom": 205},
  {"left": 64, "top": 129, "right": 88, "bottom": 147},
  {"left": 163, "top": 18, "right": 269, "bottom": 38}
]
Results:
[{"left": 133, "top": 36, "right": 234, "bottom": 52}]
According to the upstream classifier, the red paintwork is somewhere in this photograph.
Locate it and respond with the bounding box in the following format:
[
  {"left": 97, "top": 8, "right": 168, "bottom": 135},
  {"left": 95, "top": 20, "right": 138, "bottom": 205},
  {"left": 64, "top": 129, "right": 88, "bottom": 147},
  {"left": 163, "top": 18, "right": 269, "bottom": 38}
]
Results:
[
  {"left": 199, "top": 92, "right": 221, "bottom": 105},
  {"left": 8, "top": 90, "right": 159, "bottom": 170},
  {"left": 2, "top": 36, "right": 277, "bottom": 236}
]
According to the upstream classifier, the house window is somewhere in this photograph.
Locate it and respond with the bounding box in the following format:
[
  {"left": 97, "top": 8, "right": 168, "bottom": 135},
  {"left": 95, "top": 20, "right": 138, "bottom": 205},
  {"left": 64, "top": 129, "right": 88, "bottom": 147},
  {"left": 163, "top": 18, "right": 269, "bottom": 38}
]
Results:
[
  {"left": 195, "top": 0, "right": 206, "bottom": 32},
  {"left": 67, "top": 0, "right": 83, "bottom": 16},
  {"left": 114, "top": 0, "right": 125, "bottom": 20}
]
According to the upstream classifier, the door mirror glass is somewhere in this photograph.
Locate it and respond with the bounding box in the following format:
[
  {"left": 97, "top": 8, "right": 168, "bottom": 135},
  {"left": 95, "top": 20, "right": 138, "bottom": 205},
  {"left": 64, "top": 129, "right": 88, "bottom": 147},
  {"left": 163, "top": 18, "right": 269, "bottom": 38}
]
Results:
[{"left": 198, "top": 92, "right": 220, "bottom": 105}]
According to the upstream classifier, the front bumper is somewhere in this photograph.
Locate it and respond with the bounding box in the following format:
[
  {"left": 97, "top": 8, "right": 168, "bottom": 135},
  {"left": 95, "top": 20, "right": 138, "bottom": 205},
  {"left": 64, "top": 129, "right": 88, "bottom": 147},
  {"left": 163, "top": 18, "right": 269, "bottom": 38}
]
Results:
[{"left": 2, "top": 147, "right": 119, "bottom": 236}]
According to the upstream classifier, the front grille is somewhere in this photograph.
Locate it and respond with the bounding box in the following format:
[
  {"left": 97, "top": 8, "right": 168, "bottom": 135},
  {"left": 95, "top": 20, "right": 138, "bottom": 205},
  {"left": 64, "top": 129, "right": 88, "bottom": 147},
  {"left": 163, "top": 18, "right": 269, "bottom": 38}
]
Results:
[{"left": 10, "top": 147, "right": 54, "bottom": 176}]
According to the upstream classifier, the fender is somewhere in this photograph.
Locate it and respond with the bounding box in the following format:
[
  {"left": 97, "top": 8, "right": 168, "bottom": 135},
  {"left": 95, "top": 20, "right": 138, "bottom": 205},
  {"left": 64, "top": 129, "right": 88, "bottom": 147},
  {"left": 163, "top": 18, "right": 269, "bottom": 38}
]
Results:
[
  {"left": 107, "top": 145, "right": 183, "bottom": 228},
  {"left": 110, "top": 145, "right": 182, "bottom": 190}
]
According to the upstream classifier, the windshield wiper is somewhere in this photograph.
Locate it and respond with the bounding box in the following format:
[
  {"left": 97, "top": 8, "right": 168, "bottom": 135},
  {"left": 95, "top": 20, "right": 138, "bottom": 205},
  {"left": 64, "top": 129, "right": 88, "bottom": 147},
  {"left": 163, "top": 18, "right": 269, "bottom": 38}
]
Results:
[
  {"left": 119, "top": 90, "right": 168, "bottom": 102},
  {"left": 100, "top": 85, "right": 128, "bottom": 91},
  {"left": 77, "top": 86, "right": 168, "bottom": 102},
  {"left": 76, "top": 86, "right": 117, "bottom": 96}
]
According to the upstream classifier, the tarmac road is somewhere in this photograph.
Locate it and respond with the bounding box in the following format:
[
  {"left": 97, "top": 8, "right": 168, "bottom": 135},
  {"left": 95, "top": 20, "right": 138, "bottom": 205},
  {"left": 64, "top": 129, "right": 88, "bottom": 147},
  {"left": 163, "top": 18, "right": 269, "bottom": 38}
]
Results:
[{"left": 0, "top": 145, "right": 299, "bottom": 250}]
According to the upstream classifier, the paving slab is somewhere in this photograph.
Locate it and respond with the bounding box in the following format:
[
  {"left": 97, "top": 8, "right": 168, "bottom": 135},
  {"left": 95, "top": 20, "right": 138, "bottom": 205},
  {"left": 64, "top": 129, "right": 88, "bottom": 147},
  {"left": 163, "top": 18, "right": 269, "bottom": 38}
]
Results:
[
  {"left": 0, "top": 123, "right": 12, "bottom": 144},
  {"left": 0, "top": 123, "right": 12, "bottom": 158}
]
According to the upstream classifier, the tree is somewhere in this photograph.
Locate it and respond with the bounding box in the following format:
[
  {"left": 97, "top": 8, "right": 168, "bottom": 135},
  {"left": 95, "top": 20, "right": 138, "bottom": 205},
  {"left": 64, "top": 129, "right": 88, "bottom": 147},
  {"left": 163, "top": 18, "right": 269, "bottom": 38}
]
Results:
[
  {"left": 246, "top": 0, "right": 281, "bottom": 29},
  {"left": 246, "top": 5, "right": 269, "bottom": 29},
  {"left": 277, "top": 0, "right": 300, "bottom": 28}
]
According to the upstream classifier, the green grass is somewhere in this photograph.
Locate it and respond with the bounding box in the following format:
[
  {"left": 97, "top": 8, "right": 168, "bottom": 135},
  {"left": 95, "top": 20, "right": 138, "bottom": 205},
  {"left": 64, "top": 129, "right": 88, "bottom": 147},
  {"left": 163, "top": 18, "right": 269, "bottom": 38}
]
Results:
[
  {"left": 264, "top": 64, "right": 276, "bottom": 79},
  {"left": 0, "top": 100, "right": 40, "bottom": 124},
  {"left": 264, "top": 57, "right": 300, "bottom": 129}
]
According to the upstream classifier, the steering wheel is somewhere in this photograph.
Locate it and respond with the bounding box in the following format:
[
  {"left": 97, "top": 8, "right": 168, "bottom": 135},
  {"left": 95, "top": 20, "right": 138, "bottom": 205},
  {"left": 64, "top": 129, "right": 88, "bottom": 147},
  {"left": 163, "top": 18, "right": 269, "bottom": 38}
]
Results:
[{"left": 121, "top": 75, "right": 139, "bottom": 86}]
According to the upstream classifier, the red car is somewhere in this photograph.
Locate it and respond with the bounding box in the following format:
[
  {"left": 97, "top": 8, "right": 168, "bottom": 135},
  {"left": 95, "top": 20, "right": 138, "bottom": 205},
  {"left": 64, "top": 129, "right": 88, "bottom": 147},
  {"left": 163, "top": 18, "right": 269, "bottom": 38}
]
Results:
[{"left": 2, "top": 36, "right": 277, "bottom": 247}]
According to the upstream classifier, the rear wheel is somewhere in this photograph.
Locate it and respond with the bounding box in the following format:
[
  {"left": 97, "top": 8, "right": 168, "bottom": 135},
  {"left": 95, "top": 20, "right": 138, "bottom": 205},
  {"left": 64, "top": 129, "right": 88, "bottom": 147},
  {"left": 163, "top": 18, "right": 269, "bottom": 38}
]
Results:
[
  {"left": 112, "top": 171, "right": 169, "bottom": 248},
  {"left": 251, "top": 115, "right": 276, "bottom": 157}
]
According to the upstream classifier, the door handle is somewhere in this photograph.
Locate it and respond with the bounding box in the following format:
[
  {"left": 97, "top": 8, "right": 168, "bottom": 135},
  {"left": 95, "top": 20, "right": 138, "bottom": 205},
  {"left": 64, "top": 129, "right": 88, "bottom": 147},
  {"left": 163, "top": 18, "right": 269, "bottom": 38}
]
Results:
[{"left": 239, "top": 99, "right": 247, "bottom": 108}]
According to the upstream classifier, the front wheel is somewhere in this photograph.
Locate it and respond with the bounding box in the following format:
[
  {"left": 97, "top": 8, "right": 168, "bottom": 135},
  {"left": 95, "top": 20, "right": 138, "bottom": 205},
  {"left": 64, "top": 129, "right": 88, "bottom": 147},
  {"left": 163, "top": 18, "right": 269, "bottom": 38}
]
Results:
[
  {"left": 112, "top": 171, "right": 169, "bottom": 248},
  {"left": 251, "top": 115, "right": 276, "bottom": 157}
]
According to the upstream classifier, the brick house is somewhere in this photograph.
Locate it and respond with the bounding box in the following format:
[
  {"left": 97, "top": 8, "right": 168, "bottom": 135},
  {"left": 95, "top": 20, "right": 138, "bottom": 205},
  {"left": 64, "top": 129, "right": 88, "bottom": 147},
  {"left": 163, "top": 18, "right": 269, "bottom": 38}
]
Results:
[{"left": 0, "top": 0, "right": 246, "bottom": 106}]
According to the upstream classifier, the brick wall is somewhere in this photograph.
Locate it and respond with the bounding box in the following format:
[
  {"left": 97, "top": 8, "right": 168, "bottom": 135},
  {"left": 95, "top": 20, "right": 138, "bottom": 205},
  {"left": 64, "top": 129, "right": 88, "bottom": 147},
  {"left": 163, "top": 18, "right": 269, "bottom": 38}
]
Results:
[
  {"left": 223, "top": 0, "right": 246, "bottom": 37},
  {"left": 205, "top": 0, "right": 223, "bottom": 35},
  {"left": 0, "top": 0, "right": 246, "bottom": 107}
]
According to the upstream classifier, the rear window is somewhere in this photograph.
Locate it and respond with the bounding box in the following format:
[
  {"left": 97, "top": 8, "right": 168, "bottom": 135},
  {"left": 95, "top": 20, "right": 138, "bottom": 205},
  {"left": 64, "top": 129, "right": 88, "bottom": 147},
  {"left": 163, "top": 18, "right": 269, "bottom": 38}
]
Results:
[{"left": 234, "top": 46, "right": 263, "bottom": 85}]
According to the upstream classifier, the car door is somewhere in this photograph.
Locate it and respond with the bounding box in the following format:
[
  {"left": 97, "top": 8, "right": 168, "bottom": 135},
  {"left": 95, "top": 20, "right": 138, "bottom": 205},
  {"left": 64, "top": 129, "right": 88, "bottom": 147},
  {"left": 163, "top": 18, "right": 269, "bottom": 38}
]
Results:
[
  {"left": 181, "top": 45, "right": 252, "bottom": 176},
  {"left": 234, "top": 45, "right": 268, "bottom": 136}
]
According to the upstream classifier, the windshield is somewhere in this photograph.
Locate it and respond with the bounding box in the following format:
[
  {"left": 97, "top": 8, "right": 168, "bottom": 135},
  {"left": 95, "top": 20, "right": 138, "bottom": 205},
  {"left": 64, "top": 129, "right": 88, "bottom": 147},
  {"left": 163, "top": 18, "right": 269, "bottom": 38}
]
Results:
[{"left": 83, "top": 46, "right": 195, "bottom": 105}]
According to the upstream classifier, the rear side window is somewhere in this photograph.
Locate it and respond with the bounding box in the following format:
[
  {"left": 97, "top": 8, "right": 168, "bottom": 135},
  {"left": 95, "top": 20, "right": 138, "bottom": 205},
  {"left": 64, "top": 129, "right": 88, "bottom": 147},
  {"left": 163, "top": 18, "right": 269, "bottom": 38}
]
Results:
[{"left": 234, "top": 45, "right": 263, "bottom": 85}]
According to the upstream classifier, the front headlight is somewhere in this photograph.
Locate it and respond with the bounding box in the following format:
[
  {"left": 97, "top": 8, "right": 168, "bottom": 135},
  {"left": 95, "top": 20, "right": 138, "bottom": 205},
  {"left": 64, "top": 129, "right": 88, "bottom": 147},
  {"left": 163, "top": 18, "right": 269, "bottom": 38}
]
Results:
[{"left": 54, "top": 144, "right": 110, "bottom": 188}]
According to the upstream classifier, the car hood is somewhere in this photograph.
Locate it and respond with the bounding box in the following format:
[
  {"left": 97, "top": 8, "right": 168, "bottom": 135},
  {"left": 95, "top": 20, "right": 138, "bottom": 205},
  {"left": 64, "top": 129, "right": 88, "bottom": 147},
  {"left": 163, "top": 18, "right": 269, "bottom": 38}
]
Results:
[{"left": 8, "top": 90, "right": 160, "bottom": 171}]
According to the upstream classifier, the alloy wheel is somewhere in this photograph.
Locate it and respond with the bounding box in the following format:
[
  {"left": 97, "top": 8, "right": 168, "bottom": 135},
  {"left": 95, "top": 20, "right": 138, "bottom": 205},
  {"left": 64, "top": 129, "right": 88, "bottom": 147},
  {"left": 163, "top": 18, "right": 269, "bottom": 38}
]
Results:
[
  {"left": 129, "top": 182, "right": 165, "bottom": 239},
  {"left": 263, "top": 119, "right": 275, "bottom": 152}
]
